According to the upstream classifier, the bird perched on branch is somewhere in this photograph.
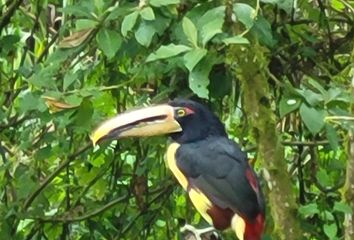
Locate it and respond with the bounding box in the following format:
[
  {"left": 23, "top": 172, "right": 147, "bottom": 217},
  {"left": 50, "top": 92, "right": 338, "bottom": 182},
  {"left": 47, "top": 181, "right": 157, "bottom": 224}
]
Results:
[{"left": 91, "top": 99, "right": 265, "bottom": 240}]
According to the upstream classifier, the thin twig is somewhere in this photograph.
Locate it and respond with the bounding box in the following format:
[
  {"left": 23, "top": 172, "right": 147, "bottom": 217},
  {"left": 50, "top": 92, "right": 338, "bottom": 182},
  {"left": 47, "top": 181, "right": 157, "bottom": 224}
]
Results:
[
  {"left": 28, "top": 194, "right": 130, "bottom": 223},
  {"left": 245, "top": 139, "right": 344, "bottom": 152},
  {"left": 0, "top": 0, "right": 25, "bottom": 34},
  {"left": 282, "top": 139, "right": 344, "bottom": 146},
  {"left": 23, "top": 143, "right": 92, "bottom": 210}
]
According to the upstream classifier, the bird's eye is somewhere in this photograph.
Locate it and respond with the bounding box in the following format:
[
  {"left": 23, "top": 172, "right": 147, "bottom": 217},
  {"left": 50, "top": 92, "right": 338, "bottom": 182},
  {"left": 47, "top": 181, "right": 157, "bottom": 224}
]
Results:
[{"left": 177, "top": 109, "right": 186, "bottom": 117}]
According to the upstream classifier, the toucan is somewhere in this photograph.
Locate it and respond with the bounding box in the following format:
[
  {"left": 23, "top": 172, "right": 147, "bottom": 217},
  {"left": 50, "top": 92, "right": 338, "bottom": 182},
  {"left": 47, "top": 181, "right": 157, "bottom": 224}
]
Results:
[{"left": 91, "top": 99, "right": 265, "bottom": 240}]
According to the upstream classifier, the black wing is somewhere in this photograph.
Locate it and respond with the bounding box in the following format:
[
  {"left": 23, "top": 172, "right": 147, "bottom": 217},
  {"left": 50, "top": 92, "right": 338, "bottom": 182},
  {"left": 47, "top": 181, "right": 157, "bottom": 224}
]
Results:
[{"left": 176, "top": 137, "right": 264, "bottom": 220}]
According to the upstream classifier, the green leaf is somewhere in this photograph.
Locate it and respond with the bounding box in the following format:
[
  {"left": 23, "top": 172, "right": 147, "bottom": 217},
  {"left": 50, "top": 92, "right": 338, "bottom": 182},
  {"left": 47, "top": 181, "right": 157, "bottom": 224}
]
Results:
[
  {"left": 14, "top": 165, "right": 36, "bottom": 200},
  {"left": 90, "top": 154, "right": 105, "bottom": 167},
  {"left": 92, "top": 179, "right": 107, "bottom": 201},
  {"left": 233, "top": 3, "right": 256, "bottom": 29},
  {"left": 62, "top": 5, "right": 93, "bottom": 18},
  {"left": 251, "top": 16, "right": 276, "bottom": 47},
  {"left": 334, "top": 202, "right": 353, "bottom": 214},
  {"left": 188, "top": 56, "right": 215, "bottom": 99},
  {"left": 261, "top": 0, "right": 293, "bottom": 14},
  {"left": 316, "top": 169, "right": 331, "bottom": 187},
  {"left": 325, "top": 88, "right": 342, "bottom": 103},
  {"left": 325, "top": 123, "right": 339, "bottom": 150},
  {"left": 19, "top": 92, "right": 47, "bottom": 113},
  {"left": 140, "top": 7, "right": 155, "bottom": 21},
  {"left": 199, "top": 6, "right": 225, "bottom": 46},
  {"left": 121, "top": 11, "right": 139, "bottom": 37},
  {"left": 63, "top": 70, "right": 78, "bottom": 91},
  {"left": 331, "top": 0, "right": 345, "bottom": 11},
  {"left": 74, "top": 98, "right": 93, "bottom": 130},
  {"left": 155, "top": 219, "right": 166, "bottom": 227},
  {"left": 297, "top": 88, "right": 324, "bottom": 106},
  {"left": 182, "top": 17, "right": 198, "bottom": 47},
  {"left": 222, "top": 36, "right": 249, "bottom": 45},
  {"left": 323, "top": 223, "right": 337, "bottom": 239},
  {"left": 75, "top": 19, "right": 98, "bottom": 30},
  {"left": 135, "top": 21, "right": 156, "bottom": 47},
  {"left": 149, "top": 0, "right": 180, "bottom": 7},
  {"left": 28, "top": 64, "right": 59, "bottom": 88},
  {"left": 279, "top": 97, "right": 301, "bottom": 118},
  {"left": 299, "top": 104, "right": 326, "bottom": 134},
  {"left": 96, "top": 29, "right": 122, "bottom": 59},
  {"left": 0, "top": 35, "right": 20, "bottom": 52},
  {"left": 260, "top": 0, "right": 278, "bottom": 3},
  {"left": 146, "top": 44, "right": 191, "bottom": 62},
  {"left": 308, "top": 78, "right": 327, "bottom": 95},
  {"left": 183, "top": 48, "right": 207, "bottom": 72},
  {"left": 322, "top": 211, "right": 335, "bottom": 221},
  {"left": 298, "top": 203, "right": 319, "bottom": 217}
]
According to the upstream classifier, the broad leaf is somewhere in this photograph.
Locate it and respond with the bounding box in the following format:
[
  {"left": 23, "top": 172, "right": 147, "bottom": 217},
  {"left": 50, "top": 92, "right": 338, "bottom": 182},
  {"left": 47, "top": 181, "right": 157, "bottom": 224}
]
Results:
[
  {"left": 325, "top": 123, "right": 339, "bottom": 150},
  {"left": 308, "top": 78, "right": 326, "bottom": 95},
  {"left": 188, "top": 56, "right": 214, "bottom": 99},
  {"left": 323, "top": 224, "right": 337, "bottom": 239},
  {"left": 135, "top": 21, "right": 156, "bottom": 47},
  {"left": 331, "top": 0, "right": 345, "bottom": 11},
  {"left": 222, "top": 36, "right": 250, "bottom": 45},
  {"left": 74, "top": 99, "right": 93, "bottom": 130},
  {"left": 182, "top": 17, "right": 198, "bottom": 47},
  {"left": 140, "top": 7, "right": 155, "bottom": 20},
  {"left": 0, "top": 35, "right": 20, "bottom": 52},
  {"left": 96, "top": 29, "right": 122, "bottom": 59},
  {"left": 299, "top": 104, "right": 326, "bottom": 134},
  {"left": 316, "top": 169, "right": 331, "bottom": 187},
  {"left": 146, "top": 44, "right": 191, "bottom": 62},
  {"left": 75, "top": 19, "right": 98, "bottom": 30},
  {"left": 183, "top": 48, "right": 207, "bottom": 72},
  {"left": 298, "top": 203, "right": 319, "bottom": 217},
  {"left": 121, "top": 11, "right": 139, "bottom": 37},
  {"left": 261, "top": 0, "right": 294, "bottom": 14},
  {"left": 19, "top": 92, "right": 47, "bottom": 113},
  {"left": 62, "top": 5, "right": 93, "bottom": 18},
  {"left": 233, "top": 3, "right": 256, "bottom": 29},
  {"left": 199, "top": 6, "right": 225, "bottom": 46},
  {"left": 149, "top": 0, "right": 180, "bottom": 7},
  {"left": 333, "top": 202, "right": 353, "bottom": 214},
  {"left": 63, "top": 70, "right": 78, "bottom": 91},
  {"left": 251, "top": 16, "right": 276, "bottom": 47},
  {"left": 279, "top": 97, "right": 301, "bottom": 118},
  {"left": 297, "top": 88, "right": 324, "bottom": 106}
]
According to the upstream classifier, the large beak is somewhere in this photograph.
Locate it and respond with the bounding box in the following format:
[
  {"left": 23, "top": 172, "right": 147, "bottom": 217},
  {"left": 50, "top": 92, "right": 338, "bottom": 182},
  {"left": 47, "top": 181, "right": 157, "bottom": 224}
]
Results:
[{"left": 91, "top": 104, "right": 182, "bottom": 146}]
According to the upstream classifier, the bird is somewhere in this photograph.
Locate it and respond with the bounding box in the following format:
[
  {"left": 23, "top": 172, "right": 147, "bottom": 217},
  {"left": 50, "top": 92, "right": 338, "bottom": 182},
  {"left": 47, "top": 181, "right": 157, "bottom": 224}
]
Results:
[{"left": 91, "top": 99, "right": 265, "bottom": 240}]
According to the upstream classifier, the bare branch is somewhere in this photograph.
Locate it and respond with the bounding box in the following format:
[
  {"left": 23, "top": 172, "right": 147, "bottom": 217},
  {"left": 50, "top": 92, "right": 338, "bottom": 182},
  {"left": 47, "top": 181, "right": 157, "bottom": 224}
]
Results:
[{"left": 23, "top": 143, "right": 92, "bottom": 210}]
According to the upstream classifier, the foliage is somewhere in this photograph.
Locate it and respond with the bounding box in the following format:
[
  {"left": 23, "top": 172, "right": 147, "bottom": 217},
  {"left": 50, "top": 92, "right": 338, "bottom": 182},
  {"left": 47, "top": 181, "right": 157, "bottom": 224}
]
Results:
[{"left": 0, "top": 0, "right": 353, "bottom": 239}]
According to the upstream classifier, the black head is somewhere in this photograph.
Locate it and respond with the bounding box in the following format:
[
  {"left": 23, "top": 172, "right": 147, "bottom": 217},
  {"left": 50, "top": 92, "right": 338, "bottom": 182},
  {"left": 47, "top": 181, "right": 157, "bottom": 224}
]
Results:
[{"left": 168, "top": 99, "right": 227, "bottom": 143}]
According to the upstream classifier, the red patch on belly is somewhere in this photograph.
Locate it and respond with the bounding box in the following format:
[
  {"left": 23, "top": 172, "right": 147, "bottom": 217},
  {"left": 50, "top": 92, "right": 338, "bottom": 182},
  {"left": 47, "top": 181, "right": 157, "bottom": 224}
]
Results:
[
  {"left": 244, "top": 213, "right": 265, "bottom": 240},
  {"left": 206, "top": 205, "right": 234, "bottom": 230}
]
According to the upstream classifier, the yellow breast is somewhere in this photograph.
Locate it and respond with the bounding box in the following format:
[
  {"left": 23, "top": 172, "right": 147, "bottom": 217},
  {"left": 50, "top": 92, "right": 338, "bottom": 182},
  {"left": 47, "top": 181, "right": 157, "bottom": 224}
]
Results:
[
  {"left": 166, "top": 143, "right": 213, "bottom": 224},
  {"left": 166, "top": 143, "right": 188, "bottom": 190}
]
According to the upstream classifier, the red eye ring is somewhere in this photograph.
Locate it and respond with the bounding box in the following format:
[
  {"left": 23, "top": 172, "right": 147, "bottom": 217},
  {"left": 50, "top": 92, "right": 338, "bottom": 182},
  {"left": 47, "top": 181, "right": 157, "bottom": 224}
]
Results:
[{"left": 185, "top": 107, "right": 194, "bottom": 115}]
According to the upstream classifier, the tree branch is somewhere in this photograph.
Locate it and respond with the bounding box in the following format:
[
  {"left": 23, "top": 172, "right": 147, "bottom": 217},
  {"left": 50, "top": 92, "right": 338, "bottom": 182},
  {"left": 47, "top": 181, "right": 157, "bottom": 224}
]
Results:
[
  {"left": 344, "top": 130, "right": 354, "bottom": 239},
  {"left": 344, "top": 72, "right": 354, "bottom": 239},
  {"left": 28, "top": 194, "right": 130, "bottom": 223},
  {"left": 233, "top": 43, "right": 301, "bottom": 239},
  {"left": 23, "top": 184, "right": 172, "bottom": 224},
  {"left": 0, "top": 0, "right": 24, "bottom": 34},
  {"left": 23, "top": 143, "right": 92, "bottom": 210},
  {"left": 281, "top": 139, "right": 344, "bottom": 146}
]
